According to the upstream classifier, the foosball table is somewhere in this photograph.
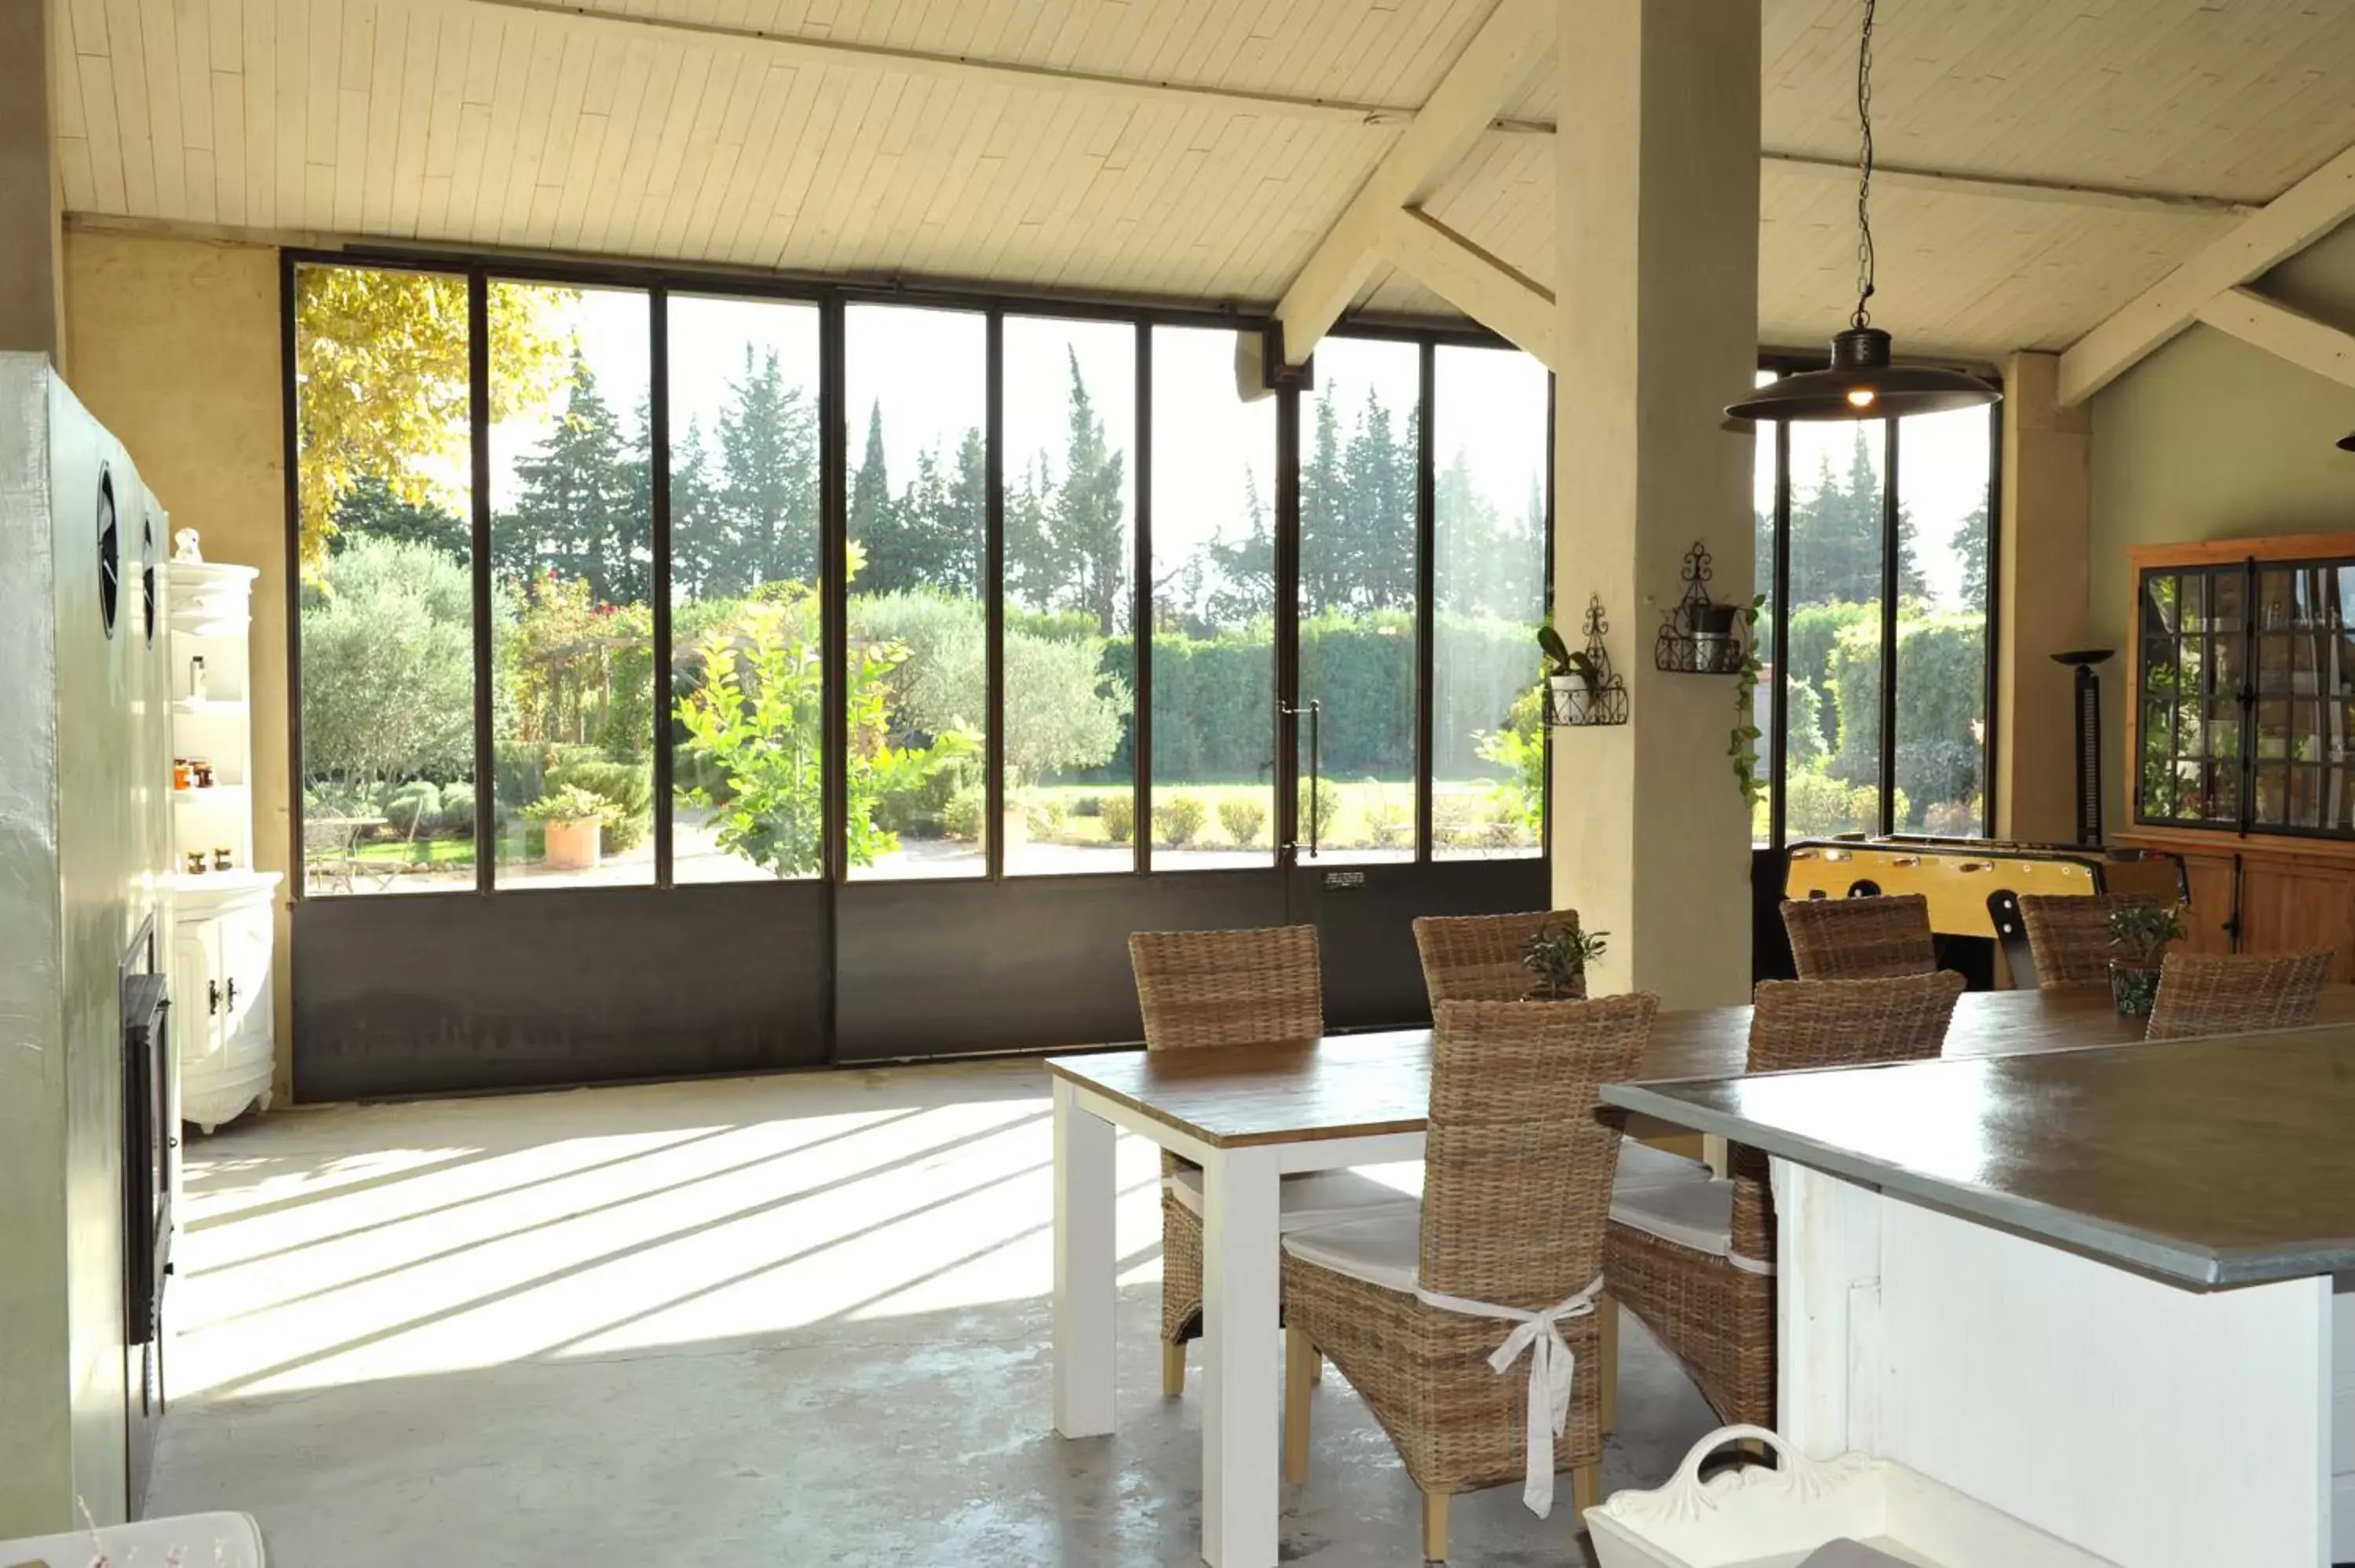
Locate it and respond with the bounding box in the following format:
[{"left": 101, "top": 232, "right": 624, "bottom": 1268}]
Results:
[{"left": 1781, "top": 835, "right": 2189, "bottom": 987}]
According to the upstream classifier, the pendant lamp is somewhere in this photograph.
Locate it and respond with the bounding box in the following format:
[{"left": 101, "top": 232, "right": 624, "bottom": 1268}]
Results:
[{"left": 1728, "top": 0, "right": 1999, "bottom": 423}]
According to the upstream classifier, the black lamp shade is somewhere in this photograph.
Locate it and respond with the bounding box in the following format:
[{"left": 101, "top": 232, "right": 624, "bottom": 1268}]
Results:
[
  {"left": 2337, "top": 431, "right": 2355, "bottom": 452},
  {"left": 1729, "top": 327, "right": 2001, "bottom": 422}
]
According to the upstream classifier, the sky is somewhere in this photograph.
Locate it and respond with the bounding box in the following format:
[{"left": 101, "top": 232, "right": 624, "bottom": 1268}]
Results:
[{"left": 484, "top": 284, "right": 1990, "bottom": 612}]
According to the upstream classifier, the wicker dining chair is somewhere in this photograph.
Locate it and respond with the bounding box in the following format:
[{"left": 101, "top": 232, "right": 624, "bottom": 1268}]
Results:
[
  {"left": 1279, "top": 994, "right": 1657, "bottom": 1559},
  {"left": 2144, "top": 949, "right": 2334, "bottom": 1041},
  {"left": 1413, "top": 910, "right": 1582, "bottom": 1006},
  {"left": 1606, "top": 970, "right": 1964, "bottom": 1431},
  {"left": 1128, "top": 925, "right": 1418, "bottom": 1398},
  {"left": 1780, "top": 893, "right": 1937, "bottom": 980},
  {"left": 2017, "top": 894, "right": 2141, "bottom": 988}
]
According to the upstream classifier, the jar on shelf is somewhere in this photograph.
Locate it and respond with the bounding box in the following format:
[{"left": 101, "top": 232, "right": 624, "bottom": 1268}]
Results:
[{"left": 172, "top": 759, "right": 192, "bottom": 791}]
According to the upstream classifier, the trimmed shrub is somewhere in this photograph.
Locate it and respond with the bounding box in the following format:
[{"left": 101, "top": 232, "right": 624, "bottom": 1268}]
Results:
[
  {"left": 1298, "top": 777, "right": 1342, "bottom": 842},
  {"left": 1217, "top": 796, "right": 1266, "bottom": 848},
  {"left": 1367, "top": 798, "right": 1411, "bottom": 848},
  {"left": 384, "top": 780, "right": 442, "bottom": 836},
  {"left": 941, "top": 782, "right": 986, "bottom": 841},
  {"left": 436, "top": 782, "right": 477, "bottom": 833},
  {"left": 1027, "top": 796, "right": 1071, "bottom": 839},
  {"left": 1101, "top": 795, "right": 1135, "bottom": 844},
  {"left": 1155, "top": 795, "right": 1209, "bottom": 846}
]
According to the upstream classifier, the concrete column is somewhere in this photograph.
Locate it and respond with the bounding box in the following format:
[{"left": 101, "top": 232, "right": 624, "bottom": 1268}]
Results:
[
  {"left": 1994, "top": 351, "right": 2090, "bottom": 843},
  {"left": 0, "top": 0, "right": 64, "bottom": 365},
  {"left": 1552, "top": 0, "right": 1760, "bottom": 1008}
]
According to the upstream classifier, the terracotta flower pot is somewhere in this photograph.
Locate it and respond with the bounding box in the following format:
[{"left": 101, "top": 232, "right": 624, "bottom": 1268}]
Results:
[{"left": 542, "top": 815, "right": 603, "bottom": 872}]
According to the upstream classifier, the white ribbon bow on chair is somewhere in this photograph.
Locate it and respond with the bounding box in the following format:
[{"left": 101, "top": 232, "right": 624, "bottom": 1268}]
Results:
[{"left": 1413, "top": 1274, "right": 1605, "bottom": 1518}]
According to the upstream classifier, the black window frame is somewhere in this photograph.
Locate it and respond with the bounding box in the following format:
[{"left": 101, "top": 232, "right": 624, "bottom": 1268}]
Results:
[
  {"left": 1753, "top": 352, "right": 2003, "bottom": 849},
  {"left": 282, "top": 248, "right": 1557, "bottom": 897}
]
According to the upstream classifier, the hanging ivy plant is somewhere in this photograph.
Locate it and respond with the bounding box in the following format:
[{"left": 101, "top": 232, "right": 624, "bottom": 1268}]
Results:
[{"left": 1730, "top": 594, "right": 1767, "bottom": 811}]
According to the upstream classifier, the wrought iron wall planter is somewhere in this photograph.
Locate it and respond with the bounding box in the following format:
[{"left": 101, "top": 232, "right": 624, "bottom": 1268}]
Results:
[
  {"left": 1654, "top": 540, "right": 1746, "bottom": 676},
  {"left": 1547, "top": 595, "right": 1630, "bottom": 727}
]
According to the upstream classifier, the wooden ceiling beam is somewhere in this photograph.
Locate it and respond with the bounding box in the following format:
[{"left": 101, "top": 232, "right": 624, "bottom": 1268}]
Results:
[
  {"left": 1762, "top": 150, "right": 2255, "bottom": 221},
  {"left": 2057, "top": 140, "right": 2355, "bottom": 405},
  {"left": 1271, "top": 0, "right": 1554, "bottom": 367},
  {"left": 1371, "top": 209, "right": 1557, "bottom": 367},
  {"left": 2194, "top": 287, "right": 2355, "bottom": 393}
]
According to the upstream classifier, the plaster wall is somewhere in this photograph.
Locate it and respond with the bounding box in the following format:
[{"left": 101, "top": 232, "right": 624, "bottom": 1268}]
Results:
[
  {"left": 2087, "top": 219, "right": 2355, "bottom": 833},
  {"left": 64, "top": 230, "right": 292, "bottom": 1098},
  {"left": 0, "top": 354, "right": 173, "bottom": 1533}
]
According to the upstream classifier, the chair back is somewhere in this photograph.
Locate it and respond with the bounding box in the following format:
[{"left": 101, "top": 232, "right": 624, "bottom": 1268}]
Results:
[
  {"left": 1412, "top": 910, "right": 1578, "bottom": 1007},
  {"left": 1732, "top": 970, "right": 1966, "bottom": 1263},
  {"left": 1780, "top": 893, "right": 1935, "bottom": 980},
  {"left": 2017, "top": 894, "right": 2138, "bottom": 988},
  {"left": 1417, "top": 994, "right": 1656, "bottom": 1311},
  {"left": 2145, "top": 949, "right": 2334, "bottom": 1041},
  {"left": 1127, "top": 924, "right": 1324, "bottom": 1052}
]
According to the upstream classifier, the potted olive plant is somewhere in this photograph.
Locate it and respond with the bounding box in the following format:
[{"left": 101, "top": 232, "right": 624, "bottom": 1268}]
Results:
[
  {"left": 2107, "top": 901, "right": 2186, "bottom": 1017},
  {"left": 1523, "top": 921, "right": 1608, "bottom": 1001},
  {"left": 1538, "top": 622, "right": 1607, "bottom": 724},
  {"left": 524, "top": 786, "right": 616, "bottom": 873}
]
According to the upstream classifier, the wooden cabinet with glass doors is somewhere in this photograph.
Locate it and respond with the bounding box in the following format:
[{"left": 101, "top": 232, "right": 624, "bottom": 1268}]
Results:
[{"left": 2116, "top": 534, "right": 2355, "bottom": 980}]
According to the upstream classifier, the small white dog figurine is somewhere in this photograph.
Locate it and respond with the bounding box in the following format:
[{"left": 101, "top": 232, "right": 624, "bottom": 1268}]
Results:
[{"left": 173, "top": 527, "right": 204, "bottom": 563}]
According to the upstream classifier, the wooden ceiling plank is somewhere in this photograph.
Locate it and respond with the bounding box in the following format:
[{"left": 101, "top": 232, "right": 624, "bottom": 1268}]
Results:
[
  {"left": 330, "top": 0, "right": 375, "bottom": 232},
  {"left": 652, "top": 46, "right": 734, "bottom": 256},
  {"left": 1273, "top": 0, "right": 1550, "bottom": 364},
  {"left": 575, "top": 35, "right": 650, "bottom": 252},
  {"left": 523, "top": 25, "right": 593, "bottom": 246},
  {"left": 358, "top": 0, "right": 408, "bottom": 233},
  {"left": 130, "top": 0, "right": 183, "bottom": 220},
  {"left": 2058, "top": 139, "right": 2355, "bottom": 403},
  {"left": 601, "top": 37, "right": 681, "bottom": 254},
  {"left": 718, "top": 53, "right": 810, "bottom": 263}
]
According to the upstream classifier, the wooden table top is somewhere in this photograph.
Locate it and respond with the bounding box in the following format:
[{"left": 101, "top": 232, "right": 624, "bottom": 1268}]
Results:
[{"left": 1041, "top": 984, "right": 2355, "bottom": 1150}]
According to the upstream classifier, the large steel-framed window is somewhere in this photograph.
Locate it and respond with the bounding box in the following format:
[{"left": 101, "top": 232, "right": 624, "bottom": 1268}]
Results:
[
  {"left": 283, "top": 247, "right": 1555, "bottom": 897},
  {"left": 1751, "top": 356, "right": 2003, "bottom": 849}
]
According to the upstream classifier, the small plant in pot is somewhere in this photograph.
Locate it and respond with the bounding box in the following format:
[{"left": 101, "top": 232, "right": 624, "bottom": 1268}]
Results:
[
  {"left": 1538, "top": 622, "right": 1606, "bottom": 724},
  {"left": 522, "top": 785, "right": 617, "bottom": 873},
  {"left": 1524, "top": 921, "right": 1608, "bottom": 1001},
  {"left": 1685, "top": 597, "right": 1740, "bottom": 667},
  {"left": 2106, "top": 900, "right": 2186, "bottom": 1016}
]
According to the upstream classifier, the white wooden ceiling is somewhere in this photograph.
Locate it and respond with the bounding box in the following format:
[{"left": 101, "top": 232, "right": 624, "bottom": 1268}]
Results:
[{"left": 49, "top": 0, "right": 2355, "bottom": 356}]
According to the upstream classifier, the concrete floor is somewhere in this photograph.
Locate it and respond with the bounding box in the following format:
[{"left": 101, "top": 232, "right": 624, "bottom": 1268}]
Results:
[{"left": 149, "top": 1060, "right": 1719, "bottom": 1566}]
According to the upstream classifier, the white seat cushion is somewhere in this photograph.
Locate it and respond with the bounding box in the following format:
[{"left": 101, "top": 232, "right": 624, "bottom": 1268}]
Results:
[
  {"left": 1608, "top": 1174, "right": 1735, "bottom": 1255},
  {"left": 1616, "top": 1140, "right": 1713, "bottom": 1194},
  {"left": 1279, "top": 1209, "right": 1422, "bottom": 1293},
  {"left": 1165, "top": 1161, "right": 1422, "bottom": 1232}
]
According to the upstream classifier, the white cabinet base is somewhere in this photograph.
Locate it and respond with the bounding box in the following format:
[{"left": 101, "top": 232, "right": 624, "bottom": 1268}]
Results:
[{"left": 172, "top": 873, "right": 279, "bottom": 1134}]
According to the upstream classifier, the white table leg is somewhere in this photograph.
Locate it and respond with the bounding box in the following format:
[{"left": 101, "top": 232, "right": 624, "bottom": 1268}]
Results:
[
  {"left": 1201, "top": 1143, "right": 1282, "bottom": 1568},
  {"left": 1053, "top": 1078, "right": 1116, "bottom": 1439}
]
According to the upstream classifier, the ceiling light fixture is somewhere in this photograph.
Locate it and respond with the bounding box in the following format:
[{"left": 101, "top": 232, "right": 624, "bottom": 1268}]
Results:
[
  {"left": 1728, "top": 0, "right": 2000, "bottom": 423},
  {"left": 2337, "top": 432, "right": 2355, "bottom": 452}
]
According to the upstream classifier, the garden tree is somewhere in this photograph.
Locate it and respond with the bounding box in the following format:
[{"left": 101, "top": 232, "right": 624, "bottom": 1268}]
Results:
[
  {"left": 1787, "top": 425, "right": 1926, "bottom": 604},
  {"left": 1005, "top": 450, "right": 1055, "bottom": 607},
  {"left": 1046, "top": 349, "right": 1131, "bottom": 633},
  {"left": 714, "top": 345, "right": 820, "bottom": 590},
  {"left": 666, "top": 417, "right": 726, "bottom": 597},
  {"left": 1199, "top": 465, "right": 1274, "bottom": 629},
  {"left": 498, "top": 348, "right": 648, "bottom": 605},
  {"left": 328, "top": 476, "right": 469, "bottom": 561},
  {"left": 1298, "top": 388, "right": 1347, "bottom": 613},
  {"left": 299, "top": 537, "right": 478, "bottom": 796},
  {"left": 292, "top": 267, "right": 571, "bottom": 571},
  {"left": 1342, "top": 388, "right": 1417, "bottom": 607},
  {"left": 1955, "top": 501, "right": 1991, "bottom": 606},
  {"left": 1003, "top": 632, "right": 1130, "bottom": 786},
  {"left": 848, "top": 404, "right": 896, "bottom": 585},
  {"left": 1433, "top": 450, "right": 1543, "bottom": 618},
  {"left": 944, "top": 427, "right": 989, "bottom": 595},
  {"left": 677, "top": 582, "right": 899, "bottom": 877}
]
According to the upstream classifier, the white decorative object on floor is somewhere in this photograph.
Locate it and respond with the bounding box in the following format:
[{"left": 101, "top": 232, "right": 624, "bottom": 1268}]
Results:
[
  {"left": 166, "top": 557, "right": 281, "bottom": 1132},
  {"left": 1586, "top": 1427, "right": 2115, "bottom": 1568},
  {"left": 0, "top": 1511, "right": 265, "bottom": 1566}
]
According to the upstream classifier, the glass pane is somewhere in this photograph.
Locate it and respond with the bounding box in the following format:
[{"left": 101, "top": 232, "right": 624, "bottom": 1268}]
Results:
[
  {"left": 1002, "top": 316, "right": 1136, "bottom": 876},
  {"left": 2141, "top": 573, "right": 2177, "bottom": 638},
  {"left": 487, "top": 282, "right": 655, "bottom": 888},
  {"left": 1148, "top": 326, "right": 1276, "bottom": 868},
  {"left": 1298, "top": 337, "right": 1421, "bottom": 862},
  {"left": 666, "top": 294, "right": 823, "bottom": 883},
  {"left": 1751, "top": 372, "right": 1777, "bottom": 846},
  {"left": 2210, "top": 568, "right": 2243, "bottom": 632},
  {"left": 1783, "top": 420, "right": 1886, "bottom": 839},
  {"left": 1892, "top": 404, "right": 1991, "bottom": 837},
  {"left": 845, "top": 304, "right": 988, "bottom": 881},
  {"left": 293, "top": 263, "right": 480, "bottom": 895},
  {"left": 1432, "top": 343, "right": 1547, "bottom": 862},
  {"left": 2258, "top": 568, "right": 2296, "bottom": 634},
  {"left": 2252, "top": 762, "right": 2286, "bottom": 827}
]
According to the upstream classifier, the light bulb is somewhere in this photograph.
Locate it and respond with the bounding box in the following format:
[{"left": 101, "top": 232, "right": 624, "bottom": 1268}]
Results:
[{"left": 1846, "top": 387, "right": 1877, "bottom": 409}]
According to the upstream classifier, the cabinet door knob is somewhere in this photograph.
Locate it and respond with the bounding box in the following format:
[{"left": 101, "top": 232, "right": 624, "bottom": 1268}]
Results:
[
  {"left": 225, "top": 978, "right": 238, "bottom": 1011},
  {"left": 207, "top": 980, "right": 220, "bottom": 1016}
]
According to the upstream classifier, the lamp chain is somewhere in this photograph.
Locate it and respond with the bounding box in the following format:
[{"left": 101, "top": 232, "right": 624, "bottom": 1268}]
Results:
[{"left": 1853, "top": 0, "right": 1877, "bottom": 330}]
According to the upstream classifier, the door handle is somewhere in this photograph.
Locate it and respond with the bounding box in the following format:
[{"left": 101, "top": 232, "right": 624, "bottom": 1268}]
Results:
[
  {"left": 225, "top": 978, "right": 238, "bottom": 1012},
  {"left": 207, "top": 979, "right": 219, "bottom": 1016},
  {"left": 1280, "top": 699, "right": 1321, "bottom": 859}
]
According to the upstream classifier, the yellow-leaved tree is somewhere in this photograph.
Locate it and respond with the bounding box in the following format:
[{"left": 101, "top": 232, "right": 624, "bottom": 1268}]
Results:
[{"left": 292, "top": 266, "right": 575, "bottom": 574}]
